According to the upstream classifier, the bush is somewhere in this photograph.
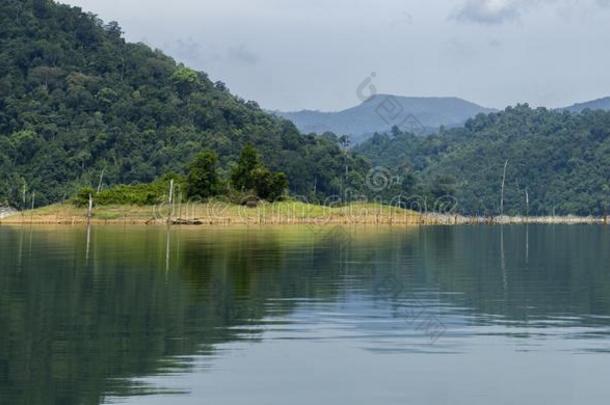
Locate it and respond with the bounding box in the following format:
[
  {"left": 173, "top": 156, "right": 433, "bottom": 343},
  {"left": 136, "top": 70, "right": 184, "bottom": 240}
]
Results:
[{"left": 73, "top": 175, "right": 185, "bottom": 207}]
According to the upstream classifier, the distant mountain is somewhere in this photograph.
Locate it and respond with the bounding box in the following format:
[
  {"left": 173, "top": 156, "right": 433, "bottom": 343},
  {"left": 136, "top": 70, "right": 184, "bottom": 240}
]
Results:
[
  {"left": 560, "top": 97, "right": 610, "bottom": 113},
  {"left": 275, "top": 95, "right": 496, "bottom": 143}
]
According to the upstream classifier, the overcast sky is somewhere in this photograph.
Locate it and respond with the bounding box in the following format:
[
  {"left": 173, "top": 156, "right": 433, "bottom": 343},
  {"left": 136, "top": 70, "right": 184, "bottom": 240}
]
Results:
[{"left": 63, "top": 0, "right": 610, "bottom": 112}]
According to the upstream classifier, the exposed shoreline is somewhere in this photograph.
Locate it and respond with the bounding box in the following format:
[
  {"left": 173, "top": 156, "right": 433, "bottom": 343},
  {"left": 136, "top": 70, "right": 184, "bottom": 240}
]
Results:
[{"left": 0, "top": 203, "right": 607, "bottom": 226}]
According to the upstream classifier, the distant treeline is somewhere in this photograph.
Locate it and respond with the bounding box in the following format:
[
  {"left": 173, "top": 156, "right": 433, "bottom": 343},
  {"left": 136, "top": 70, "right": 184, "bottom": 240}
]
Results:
[{"left": 356, "top": 105, "right": 610, "bottom": 216}]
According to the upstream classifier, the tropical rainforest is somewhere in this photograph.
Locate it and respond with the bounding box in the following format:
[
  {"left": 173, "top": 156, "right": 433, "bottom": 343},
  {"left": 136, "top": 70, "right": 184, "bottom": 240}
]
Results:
[
  {"left": 0, "top": 0, "right": 369, "bottom": 207},
  {"left": 356, "top": 105, "right": 610, "bottom": 216},
  {"left": 1, "top": 1, "right": 610, "bottom": 217}
]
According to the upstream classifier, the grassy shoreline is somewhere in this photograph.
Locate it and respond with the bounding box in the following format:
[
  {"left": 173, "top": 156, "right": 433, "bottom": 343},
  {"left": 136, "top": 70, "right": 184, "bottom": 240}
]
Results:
[
  {"left": 1, "top": 202, "right": 608, "bottom": 226},
  {"left": 0, "top": 202, "right": 424, "bottom": 225}
]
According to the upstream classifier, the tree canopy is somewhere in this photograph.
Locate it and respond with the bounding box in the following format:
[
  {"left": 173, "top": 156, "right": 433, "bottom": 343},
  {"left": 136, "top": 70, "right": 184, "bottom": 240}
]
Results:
[
  {"left": 356, "top": 105, "right": 610, "bottom": 216},
  {"left": 0, "top": 0, "right": 368, "bottom": 207},
  {"left": 186, "top": 150, "right": 221, "bottom": 199}
]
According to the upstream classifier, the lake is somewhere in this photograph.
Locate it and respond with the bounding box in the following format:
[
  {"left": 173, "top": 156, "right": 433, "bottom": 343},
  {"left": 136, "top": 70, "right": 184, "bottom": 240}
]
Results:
[{"left": 1, "top": 225, "right": 610, "bottom": 404}]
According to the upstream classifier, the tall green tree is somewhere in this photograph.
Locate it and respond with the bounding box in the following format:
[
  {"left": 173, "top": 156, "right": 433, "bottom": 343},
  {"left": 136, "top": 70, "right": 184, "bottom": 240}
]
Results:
[
  {"left": 230, "top": 145, "right": 288, "bottom": 201},
  {"left": 230, "top": 144, "right": 261, "bottom": 192},
  {"left": 186, "top": 150, "right": 220, "bottom": 199},
  {"left": 251, "top": 167, "right": 288, "bottom": 201}
]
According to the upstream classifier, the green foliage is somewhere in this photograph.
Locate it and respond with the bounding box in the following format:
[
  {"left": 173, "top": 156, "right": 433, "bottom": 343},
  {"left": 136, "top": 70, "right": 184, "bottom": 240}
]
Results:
[
  {"left": 230, "top": 144, "right": 260, "bottom": 192},
  {"left": 230, "top": 145, "right": 288, "bottom": 201},
  {"left": 250, "top": 167, "right": 288, "bottom": 201},
  {"left": 73, "top": 175, "right": 184, "bottom": 206},
  {"left": 186, "top": 150, "right": 221, "bottom": 199},
  {"left": 357, "top": 105, "right": 610, "bottom": 216},
  {"left": 171, "top": 67, "right": 199, "bottom": 97},
  {"left": 0, "top": 0, "right": 368, "bottom": 207}
]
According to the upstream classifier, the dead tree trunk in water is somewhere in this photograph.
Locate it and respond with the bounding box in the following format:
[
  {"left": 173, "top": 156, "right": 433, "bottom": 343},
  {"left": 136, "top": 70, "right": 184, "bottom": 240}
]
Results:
[
  {"left": 500, "top": 160, "right": 509, "bottom": 216},
  {"left": 87, "top": 193, "right": 93, "bottom": 223},
  {"left": 21, "top": 181, "right": 27, "bottom": 217},
  {"left": 167, "top": 179, "right": 174, "bottom": 224},
  {"left": 22, "top": 181, "right": 27, "bottom": 210},
  {"left": 525, "top": 188, "right": 529, "bottom": 221},
  {"left": 30, "top": 192, "right": 35, "bottom": 222},
  {"left": 97, "top": 168, "right": 105, "bottom": 193}
]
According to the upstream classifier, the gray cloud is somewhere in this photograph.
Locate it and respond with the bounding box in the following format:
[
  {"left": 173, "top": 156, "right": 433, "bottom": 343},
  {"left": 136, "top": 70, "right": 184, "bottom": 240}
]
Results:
[
  {"left": 452, "top": 0, "right": 522, "bottom": 24},
  {"left": 444, "top": 38, "right": 478, "bottom": 59},
  {"left": 227, "top": 44, "right": 259, "bottom": 66},
  {"left": 389, "top": 11, "right": 414, "bottom": 27},
  {"left": 169, "top": 38, "right": 204, "bottom": 62},
  {"left": 63, "top": 0, "right": 610, "bottom": 111},
  {"left": 160, "top": 39, "right": 256, "bottom": 70},
  {"left": 453, "top": 0, "right": 610, "bottom": 25},
  {"left": 489, "top": 38, "right": 502, "bottom": 47}
]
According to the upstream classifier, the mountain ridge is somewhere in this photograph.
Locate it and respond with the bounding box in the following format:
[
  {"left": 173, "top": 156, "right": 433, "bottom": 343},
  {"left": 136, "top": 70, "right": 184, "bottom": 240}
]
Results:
[
  {"left": 277, "top": 94, "right": 610, "bottom": 142},
  {"left": 275, "top": 95, "right": 496, "bottom": 143},
  {"left": 560, "top": 96, "right": 610, "bottom": 113}
]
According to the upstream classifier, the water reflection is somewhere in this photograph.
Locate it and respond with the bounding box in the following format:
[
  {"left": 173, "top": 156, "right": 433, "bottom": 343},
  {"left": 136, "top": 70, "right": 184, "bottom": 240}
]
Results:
[{"left": 0, "top": 225, "right": 610, "bottom": 404}]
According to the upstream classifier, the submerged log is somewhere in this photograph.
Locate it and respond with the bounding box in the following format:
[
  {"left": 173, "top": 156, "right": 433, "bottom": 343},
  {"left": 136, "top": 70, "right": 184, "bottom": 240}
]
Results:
[{"left": 172, "top": 218, "right": 203, "bottom": 225}]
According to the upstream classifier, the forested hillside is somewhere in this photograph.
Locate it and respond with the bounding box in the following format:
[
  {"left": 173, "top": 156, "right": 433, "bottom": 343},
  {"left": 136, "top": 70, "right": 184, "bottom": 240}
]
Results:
[
  {"left": 0, "top": 0, "right": 368, "bottom": 206},
  {"left": 357, "top": 105, "right": 610, "bottom": 216},
  {"left": 3, "top": 1, "right": 610, "bottom": 216}
]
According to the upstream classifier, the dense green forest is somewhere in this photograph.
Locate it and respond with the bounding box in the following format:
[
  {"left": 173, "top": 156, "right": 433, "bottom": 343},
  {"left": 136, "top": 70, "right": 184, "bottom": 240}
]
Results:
[
  {"left": 0, "top": 0, "right": 369, "bottom": 207},
  {"left": 356, "top": 105, "right": 610, "bottom": 216},
  {"left": 2, "top": 1, "right": 610, "bottom": 216}
]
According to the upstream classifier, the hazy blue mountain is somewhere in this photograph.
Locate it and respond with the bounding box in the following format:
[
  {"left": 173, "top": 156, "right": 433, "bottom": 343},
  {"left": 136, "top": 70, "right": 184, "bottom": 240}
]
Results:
[
  {"left": 275, "top": 95, "right": 496, "bottom": 143},
  {"left": 560, "top": 97, "right": 610, "bottom": 113}
]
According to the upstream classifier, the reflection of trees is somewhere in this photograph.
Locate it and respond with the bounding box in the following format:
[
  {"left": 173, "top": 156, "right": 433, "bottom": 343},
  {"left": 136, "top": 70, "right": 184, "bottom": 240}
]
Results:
[
  {"left": 408, "top": 225, "right": 610, "bottom": 323},
  {"left": 1, "top": 227, "right": 221, "bottom": 404},
  {"left": 0, "top": 226, "right": 399, "bottom": 404},
  {"left": 1, "top": 225, "right": 610, "bottom": 404}
]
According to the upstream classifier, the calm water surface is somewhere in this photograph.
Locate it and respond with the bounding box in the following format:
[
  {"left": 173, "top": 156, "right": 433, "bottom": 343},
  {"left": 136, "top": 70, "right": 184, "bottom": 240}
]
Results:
[{"left": 1, "top": 225, "right": 610, "bottom": 404}]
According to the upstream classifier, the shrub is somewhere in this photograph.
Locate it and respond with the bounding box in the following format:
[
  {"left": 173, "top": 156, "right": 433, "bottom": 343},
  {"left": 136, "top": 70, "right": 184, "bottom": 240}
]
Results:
[{"left": 73, "top": 175, "right": 185, "bottom": 207}]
